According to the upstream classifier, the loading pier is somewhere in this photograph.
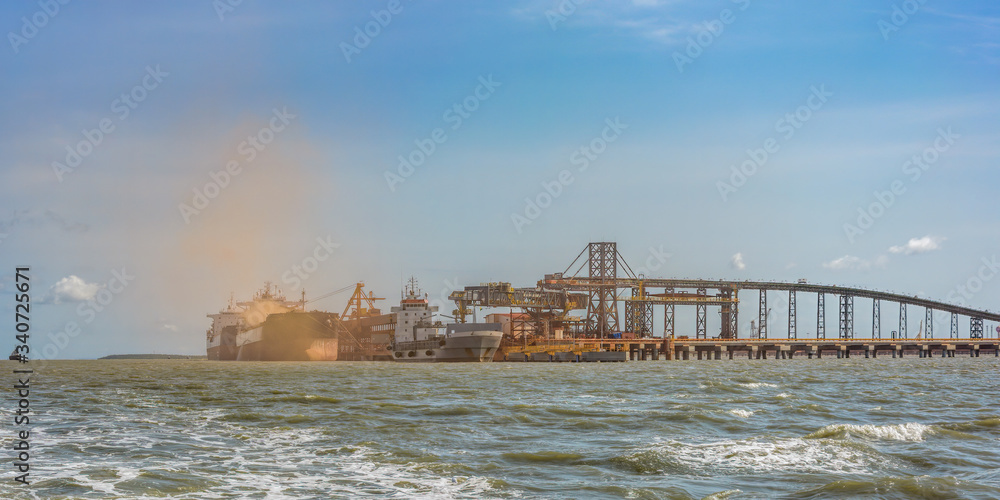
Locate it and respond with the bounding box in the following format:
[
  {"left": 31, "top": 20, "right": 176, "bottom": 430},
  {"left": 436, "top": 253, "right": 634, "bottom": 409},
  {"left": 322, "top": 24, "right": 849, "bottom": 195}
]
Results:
[{"left": 446, "top": 242, "right": 1000, "bottom": 362}]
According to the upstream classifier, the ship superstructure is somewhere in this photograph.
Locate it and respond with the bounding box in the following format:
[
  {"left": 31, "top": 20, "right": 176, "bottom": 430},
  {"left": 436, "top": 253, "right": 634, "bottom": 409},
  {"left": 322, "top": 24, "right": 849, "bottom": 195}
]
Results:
[
  {"left": 389, "top": 278, "right": 503, "bottom": 362},
  {"left": 206, "top": 294, "right": 242, "bottom": 361}
]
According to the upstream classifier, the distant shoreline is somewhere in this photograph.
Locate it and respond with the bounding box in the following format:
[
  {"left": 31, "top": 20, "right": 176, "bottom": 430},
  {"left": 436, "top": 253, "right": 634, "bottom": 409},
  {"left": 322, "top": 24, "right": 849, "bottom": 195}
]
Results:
[{"left": 98, "top": 354, "right": 208, "bottom": 360}]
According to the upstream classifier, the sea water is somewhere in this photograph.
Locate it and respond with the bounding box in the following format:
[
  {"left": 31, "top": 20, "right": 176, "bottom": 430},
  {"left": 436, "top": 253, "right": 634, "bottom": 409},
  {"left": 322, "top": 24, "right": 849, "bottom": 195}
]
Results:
[{"left": 4, "top": 358, "right": 1000, "bottom": 499}]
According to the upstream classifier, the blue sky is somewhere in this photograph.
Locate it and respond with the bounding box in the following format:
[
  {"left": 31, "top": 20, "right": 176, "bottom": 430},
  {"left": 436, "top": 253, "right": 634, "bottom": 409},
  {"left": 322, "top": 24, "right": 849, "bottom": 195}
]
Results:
[{"left": 1, "top": 0, "right": 999, "bottom": 357}]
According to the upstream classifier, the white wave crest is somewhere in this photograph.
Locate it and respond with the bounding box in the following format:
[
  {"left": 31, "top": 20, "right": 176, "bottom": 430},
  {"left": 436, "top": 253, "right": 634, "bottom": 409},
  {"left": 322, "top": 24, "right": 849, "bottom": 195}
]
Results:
[
  {"left": 809, "top": 422, "right": 933, "bottom": 442},
  {"left": 703, "top": 489, "right": 742, "bottom": 499},
  {"left": 738, "top": 382, "right": 777, "bottom": 389},
  {"left": 655, "top": 437, "right": 889, "bottom": 475},
  {"left": 729, "top": 409, "right": 754, "bottom": 419}
]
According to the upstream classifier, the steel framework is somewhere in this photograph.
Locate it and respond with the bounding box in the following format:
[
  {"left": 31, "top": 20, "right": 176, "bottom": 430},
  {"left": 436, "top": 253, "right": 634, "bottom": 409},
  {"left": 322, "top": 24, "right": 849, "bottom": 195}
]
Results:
[
  {"left": 925, "top": 308, "right": 933, "bottom": 338},
  {"left": 971, "top": 317, "right": 984, "bottom": 339},
  {"left": 899, "top": 304, "right": 907, "bottom": 339},
  {"left": 495, "top": 242, "right": 1000, "bottom": 342},
  {"left": 872, "top": 298, "right": 881, "bottom": 339},
  {"left": 624, "top": 288, "right": 654, "bottom": 337},
  {"left": 817, "top": 293, "right": 825, "bottom": 339},
  {"left": 758, "top": 289, "right": 768, "bottom": 339},
  {"left": 839, "top": 295, "right": 854, "bottom": 339},
  {"left": 664, "top": 287, "right": 675, "bottom": 337},
  {"left": 587, "top": 242, "right": 619, "bottom": 337},
  {"left": 720, "top": 287, "right": 737, "bottom": 339},
  {"left": 788, "top": 290, "right": 797, "bottom": 339}
]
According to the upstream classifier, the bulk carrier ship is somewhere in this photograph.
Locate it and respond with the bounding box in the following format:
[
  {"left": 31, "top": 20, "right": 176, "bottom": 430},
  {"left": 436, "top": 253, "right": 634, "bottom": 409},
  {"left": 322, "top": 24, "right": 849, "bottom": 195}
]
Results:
[{"left": 206, "top": 283, "right": 340, "bottom": 361}]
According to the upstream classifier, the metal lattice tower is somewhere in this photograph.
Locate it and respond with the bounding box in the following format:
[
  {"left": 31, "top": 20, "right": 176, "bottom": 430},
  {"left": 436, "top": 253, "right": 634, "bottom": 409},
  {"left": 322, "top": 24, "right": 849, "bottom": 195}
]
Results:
[
  {"left": 950, "top": 312, "right": 958, "bottom": 338},
  {"left": 971, "top": 317, "right": 984, "bottom": 339},
  {"left": 839, "top": 295, "right": 854, "bottom": 339},
  {"left": 639, "top": 303, "right": 653, "bottom": 337},
  {"left": 872, "top": 298, "right": 881, "bottom": 339},
  {"left": 664, "top": 287, "right": 675, "bottom": 337},
  {"left": 787, "top": 290, "right": 797, "bottom": 339},
  {"left": 817, "top": 293, "right": 826, "bottom": 339},
  {"left": 719, "top": 286, "right": 737, "bottom": 339},
  {"left": 758, "top": 289, "right": 768, "bottom": 339},
  {"left": 925, "top": 308, "right": 933, "bottom": 338},
  {"left": 899, "top": 303, "right": 907, "bottom": 339},
  {"left": 624, "top": 289, "right": 653, "bottom": 337},
  {"left": 586, "top": 242, "right": 619, "bottom": 337},
  {"left": 729, "top": 294, "right": 739, "bottom": 339},
  {"left": 624, "top": 301, "right": 636, "bottom": 334},
  {"left": 696, "top": 288, "right": 707, "bottom": 339}
]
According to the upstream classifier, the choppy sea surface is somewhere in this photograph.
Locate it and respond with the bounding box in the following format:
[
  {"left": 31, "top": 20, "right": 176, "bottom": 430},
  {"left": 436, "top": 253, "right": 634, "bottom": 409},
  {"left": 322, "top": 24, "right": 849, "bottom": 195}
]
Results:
[{"left": 5, "top": 358, "right": 1000, "bottom": 499}]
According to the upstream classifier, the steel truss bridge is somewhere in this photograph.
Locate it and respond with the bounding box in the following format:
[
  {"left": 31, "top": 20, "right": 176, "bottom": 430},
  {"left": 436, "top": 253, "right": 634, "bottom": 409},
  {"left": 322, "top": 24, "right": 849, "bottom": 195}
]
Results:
[{"left": 451, "top": 242, "right": 1000, "bottom": 342}]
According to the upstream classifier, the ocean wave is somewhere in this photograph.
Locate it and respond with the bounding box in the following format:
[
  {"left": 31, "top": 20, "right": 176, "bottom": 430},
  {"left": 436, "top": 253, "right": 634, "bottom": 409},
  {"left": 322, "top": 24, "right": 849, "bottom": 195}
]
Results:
[
  {"left": 738, "top": 382, "right": 778, "bottom": 389},
  {"left": 940, "top": 417, "right": 1000, "bottom": 433},
  {"left": 792, "top": 474, "right": 1000, "bottom": 499},
  {"left": 502, "top": 451, "right": 585, "bottom": 464},
  {"left": 805, "top": 423, "right": 933, "bottom": 442},
  {"left": 332, "top": 445, "right": 499, "bottom": 499},
  {"left": 703, "top": 489, "right": 742, "bottom": 500},
  {"left": 423, "top": 406, "right": 477, "bottom": 416},
  {"left": 729, "top": 409, "right": 754, "bottom": 419},
  {"left": 262, "top": 394, "right": 342, "bottom": 405},
  {"left": 696, "top": 380, "right": 745, "bottom": 393},
  {"left": 611, "top": 437, "right": 890, "bottom": 476}
]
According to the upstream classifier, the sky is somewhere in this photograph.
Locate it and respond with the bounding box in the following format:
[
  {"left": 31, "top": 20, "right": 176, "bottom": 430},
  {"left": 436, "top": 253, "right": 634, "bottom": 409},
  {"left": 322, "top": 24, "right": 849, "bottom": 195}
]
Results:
[{"left": 1, "top": 0, "right": 999, "bottom": 358}]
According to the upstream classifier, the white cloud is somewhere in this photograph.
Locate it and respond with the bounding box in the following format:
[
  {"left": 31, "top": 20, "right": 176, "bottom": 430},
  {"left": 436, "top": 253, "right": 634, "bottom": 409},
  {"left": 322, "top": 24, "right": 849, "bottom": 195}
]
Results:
[
  {"left": 49, "top": 275, "right": 100, "bottom": 303},
  {"left": 822, "top": 255, "right": 889, "bottom": 271},
  {"left": 889, "top": 235, "right": 945, "bottom": 255},
  {"left": 511, "top": 0, "right": 700, "bottom": 46},
  {"left": 730, "top": 252, "right": 746, "bottom": 270},
  {"left": 154, "top": 318, "right": 179, "bottom": 332}
]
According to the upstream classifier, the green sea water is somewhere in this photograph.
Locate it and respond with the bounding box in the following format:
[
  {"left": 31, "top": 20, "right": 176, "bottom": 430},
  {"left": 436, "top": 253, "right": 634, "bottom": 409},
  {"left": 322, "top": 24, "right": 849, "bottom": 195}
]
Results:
[{"left": 3, "top": 358, "right": 999, "bottom": 499}]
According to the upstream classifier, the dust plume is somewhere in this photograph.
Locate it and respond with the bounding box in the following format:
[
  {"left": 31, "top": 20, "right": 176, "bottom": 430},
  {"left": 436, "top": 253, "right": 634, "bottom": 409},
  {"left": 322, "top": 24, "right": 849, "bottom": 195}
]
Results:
[
  {"left": 240, "top": 299, "right": 296, "bottom": 328},
  {"left": 160, "top": 111, "right": 331, "bottom": 320}
]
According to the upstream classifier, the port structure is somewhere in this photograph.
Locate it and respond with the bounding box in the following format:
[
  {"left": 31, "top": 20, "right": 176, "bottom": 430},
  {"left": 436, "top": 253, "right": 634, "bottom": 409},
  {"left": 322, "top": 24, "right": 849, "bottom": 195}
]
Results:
[
  {"left": 448, "top": 282, "right": 589, "bottom": 342},
  {"left": 449, "top": 243, "right": 1000, "bottom": 356}
]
